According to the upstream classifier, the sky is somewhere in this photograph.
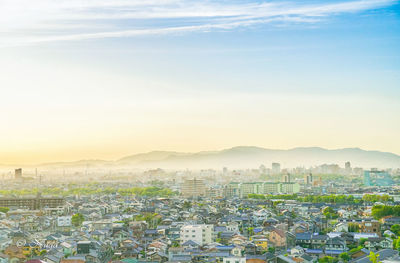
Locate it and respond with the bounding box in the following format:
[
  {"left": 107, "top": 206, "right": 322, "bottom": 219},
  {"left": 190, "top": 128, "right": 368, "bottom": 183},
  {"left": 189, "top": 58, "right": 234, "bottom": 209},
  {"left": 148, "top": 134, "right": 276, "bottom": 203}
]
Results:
[{"left": 0, "top": 0, "right": 399, "bottom": 164}]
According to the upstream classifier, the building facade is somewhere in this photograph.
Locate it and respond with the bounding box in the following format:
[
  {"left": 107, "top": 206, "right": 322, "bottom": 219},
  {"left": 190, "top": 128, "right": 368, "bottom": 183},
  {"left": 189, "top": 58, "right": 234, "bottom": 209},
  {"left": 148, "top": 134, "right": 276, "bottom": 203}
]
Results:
[{"left": 180, "top": 224, "right": 214, "bottom": 246}]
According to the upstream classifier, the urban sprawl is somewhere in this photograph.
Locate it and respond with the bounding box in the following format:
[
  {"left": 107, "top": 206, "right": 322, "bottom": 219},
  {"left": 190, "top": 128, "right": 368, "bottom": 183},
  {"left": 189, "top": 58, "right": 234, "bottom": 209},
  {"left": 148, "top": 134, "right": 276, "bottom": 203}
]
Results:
[{"left": 1, "top": 162, "right": 400, "bottom": 263}]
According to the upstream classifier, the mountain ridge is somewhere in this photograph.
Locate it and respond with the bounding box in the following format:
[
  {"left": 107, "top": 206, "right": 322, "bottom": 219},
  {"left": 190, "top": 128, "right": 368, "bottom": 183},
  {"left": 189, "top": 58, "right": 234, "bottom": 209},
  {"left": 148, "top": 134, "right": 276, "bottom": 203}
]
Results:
[{"left": 2, "top": 146, "right": 399, "bottom": 169}]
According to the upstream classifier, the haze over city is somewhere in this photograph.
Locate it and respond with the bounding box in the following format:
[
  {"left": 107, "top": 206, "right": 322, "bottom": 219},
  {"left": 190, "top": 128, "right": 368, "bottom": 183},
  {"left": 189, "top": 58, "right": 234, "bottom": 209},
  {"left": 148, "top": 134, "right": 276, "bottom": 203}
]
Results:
[{"left": 2, "top": 1, "right": 400, "bottom": 263}]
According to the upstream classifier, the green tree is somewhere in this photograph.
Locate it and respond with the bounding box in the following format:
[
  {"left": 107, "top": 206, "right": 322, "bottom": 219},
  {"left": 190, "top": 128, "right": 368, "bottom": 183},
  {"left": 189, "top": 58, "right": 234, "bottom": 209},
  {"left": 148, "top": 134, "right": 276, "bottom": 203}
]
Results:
[
  {"left": 339, "top": 252, "right": 350, "bottom": 262},
  {"left": 0, "top": 207, "right": 9, "bottom": 213},
  {"left": 318, "top": 256, "right": 338, "bottom": 263},
  {"left": 71, "top": 213, "right": 85, "bottom": 227},
  {"left": 348, "top": 223, "right": 360, "bottom": 233},
  {"left": 368, "top": 251, "right": 381, "bottom": 263},
  {"left": 393, "top": 238, "right": 400, "bottom": 250},
  {"left": 183, "top": 201, "right": 192, "bottom": 210},
  {"left": 323, "top": 207, "right": 339, "bottom": 219},
  {"left": 359, "top": 238, "right": 368, "bottom": 247},
  {"left": 391, "top": 224, "right": 400, "bottom": 235}
]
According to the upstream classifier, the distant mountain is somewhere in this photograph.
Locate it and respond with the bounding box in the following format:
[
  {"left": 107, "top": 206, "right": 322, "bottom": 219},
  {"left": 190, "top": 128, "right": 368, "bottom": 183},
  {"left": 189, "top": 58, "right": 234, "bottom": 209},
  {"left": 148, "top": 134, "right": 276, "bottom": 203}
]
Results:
[
  {"left": 115, "top": 146, "right": 400, "bottom": 169},
  {"left": 5, "top": 146, "right": 400, "bottom": 169}
]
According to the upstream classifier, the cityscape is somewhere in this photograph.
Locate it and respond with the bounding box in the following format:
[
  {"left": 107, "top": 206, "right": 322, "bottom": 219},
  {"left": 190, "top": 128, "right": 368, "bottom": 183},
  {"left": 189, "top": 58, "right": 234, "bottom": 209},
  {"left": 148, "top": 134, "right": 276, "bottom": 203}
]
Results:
[
  {"left": 1, "top": 0, "right": 400, "bottom": 263},
  {"left": 1, "top": 159, "right": 400, "bottom": 263}
]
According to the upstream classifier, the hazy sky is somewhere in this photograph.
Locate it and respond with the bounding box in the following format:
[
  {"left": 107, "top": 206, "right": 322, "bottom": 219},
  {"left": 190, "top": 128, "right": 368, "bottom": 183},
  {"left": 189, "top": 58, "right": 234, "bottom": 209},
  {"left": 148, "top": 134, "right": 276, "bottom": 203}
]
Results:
[{"left": 0, "top": 0, "right": 399, "bottom": 164}]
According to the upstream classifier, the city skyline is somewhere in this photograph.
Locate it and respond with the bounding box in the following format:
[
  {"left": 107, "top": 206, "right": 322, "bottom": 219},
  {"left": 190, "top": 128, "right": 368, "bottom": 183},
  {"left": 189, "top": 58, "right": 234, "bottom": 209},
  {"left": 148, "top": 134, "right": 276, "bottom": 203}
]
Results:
[{"left": 1, "top": 0, "right": 399, "bottom": 164}]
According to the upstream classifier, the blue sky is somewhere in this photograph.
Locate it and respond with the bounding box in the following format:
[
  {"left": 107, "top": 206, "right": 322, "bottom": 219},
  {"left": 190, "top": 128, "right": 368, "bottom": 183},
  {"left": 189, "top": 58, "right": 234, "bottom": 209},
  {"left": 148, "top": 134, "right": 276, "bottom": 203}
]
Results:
[{"left": 0, "top": 0, "right": 399, "bottom": 163}]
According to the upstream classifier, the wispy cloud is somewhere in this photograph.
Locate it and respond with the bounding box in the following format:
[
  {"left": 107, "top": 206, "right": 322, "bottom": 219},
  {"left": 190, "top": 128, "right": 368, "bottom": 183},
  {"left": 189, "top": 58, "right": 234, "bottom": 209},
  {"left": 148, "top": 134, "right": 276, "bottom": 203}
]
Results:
[{"left": 0, "top": 0, "right": 397, "bottom": 46}]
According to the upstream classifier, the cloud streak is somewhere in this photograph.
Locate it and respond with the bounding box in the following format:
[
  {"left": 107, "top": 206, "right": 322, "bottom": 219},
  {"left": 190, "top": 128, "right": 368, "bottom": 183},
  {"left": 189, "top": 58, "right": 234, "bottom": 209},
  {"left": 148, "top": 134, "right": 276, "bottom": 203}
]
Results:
[{"left": 0, "top": 0, "right": 397, "bottom": 46}]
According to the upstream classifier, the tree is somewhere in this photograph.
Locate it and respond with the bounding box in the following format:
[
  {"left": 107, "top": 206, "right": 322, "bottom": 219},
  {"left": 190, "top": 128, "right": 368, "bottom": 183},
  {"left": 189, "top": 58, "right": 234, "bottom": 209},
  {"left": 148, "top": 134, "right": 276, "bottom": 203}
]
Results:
[
  {"left": 71, "top": 213, "right": 85, "bottom": 227},
  {"left": 0, "top": 207, "right": 9, "bottom": 213},
  {"left": 368, "top": 251, "right": 381, "bottom": 263},
  {"left": 183, "top": 201, "right": 192, "bottom": 210},
  {"left": 323, "top": 207, "right": 338, "bottom": 219},
  {"left": 393, "top": 237, "right": 400, "bottom": 251},
  {"left": 359, "top": 238, "right": 368, "bottom": 247},
  {"left": 340, "top": 252, "right": 351, "bottom": 262},
  {"left": 391, "top": 224, "right": 400, "bottom": 235},
  {"left": 348, "top": 223, "right": 360, "bottom": 233},
  {"left": 318, "top": 256, "right": 338, "bottom": 263}
]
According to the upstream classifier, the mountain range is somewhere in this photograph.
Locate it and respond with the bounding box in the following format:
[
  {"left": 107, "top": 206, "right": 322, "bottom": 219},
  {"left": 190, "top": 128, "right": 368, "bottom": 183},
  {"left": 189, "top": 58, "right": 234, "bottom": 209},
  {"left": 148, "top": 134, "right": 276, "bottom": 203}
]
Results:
[{"left": 8, "top": 146, "right": 400, "bottom": 169}]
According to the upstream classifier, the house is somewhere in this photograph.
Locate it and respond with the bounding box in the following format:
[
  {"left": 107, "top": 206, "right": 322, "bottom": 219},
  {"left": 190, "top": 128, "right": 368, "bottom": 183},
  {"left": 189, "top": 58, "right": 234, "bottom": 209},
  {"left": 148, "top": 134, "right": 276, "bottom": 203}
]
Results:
[
  {"left": 253, "top": 238, "right": 268, "bottom": 251},
  {"left": 358, "top": 220, "right": 381, "bottom": 237},
  {"left": 269, "top": 229, "right": 286, "bottom": 248},
  {"left": 325, "top": 237, "right": 347, "bottom": 255},
  {"left": 349, "top": 249, "right": 399, "bottom": 263},
  {"left": 363, "top": 237, "right": 393, "bottom": 250}
]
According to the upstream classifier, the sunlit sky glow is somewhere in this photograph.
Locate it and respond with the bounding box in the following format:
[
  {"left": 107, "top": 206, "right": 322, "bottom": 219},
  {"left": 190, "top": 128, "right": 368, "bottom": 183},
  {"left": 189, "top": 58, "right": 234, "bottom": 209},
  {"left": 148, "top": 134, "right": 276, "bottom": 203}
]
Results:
[{"left": 0, "top": 0, "right": 399, "bottom": 164}]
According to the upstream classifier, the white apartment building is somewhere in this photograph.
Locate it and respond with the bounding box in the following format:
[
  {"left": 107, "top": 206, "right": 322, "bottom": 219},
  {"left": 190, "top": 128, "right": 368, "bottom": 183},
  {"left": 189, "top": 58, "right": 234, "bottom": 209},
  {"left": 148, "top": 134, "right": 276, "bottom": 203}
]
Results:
[
  {"left": 180, "top": 224, "right": 213, "bottom": 245},
  {"left": 57, "top": 216, "right": 72, "bottom": 227},
  {"left": 223, "top": 257, "right": 246, "bottom": 263}
]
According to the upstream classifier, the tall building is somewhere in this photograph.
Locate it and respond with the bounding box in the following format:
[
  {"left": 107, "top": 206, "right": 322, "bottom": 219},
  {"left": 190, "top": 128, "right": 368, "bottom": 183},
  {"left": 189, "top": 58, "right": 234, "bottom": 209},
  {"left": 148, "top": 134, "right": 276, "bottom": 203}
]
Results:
[
  {"left": 272, "top": 163, "right": 281, "bottom": 175},
  {"left": 180, "top": 224, "right": 213, "bottom": 245},
  {"left": 345, "top": 161, "right": 352, "bottom": 174},
  {"left": 14, "top": 168, "right": 22, "bottom": 180},
  {"left": 364, "top": 170, "right": 393, "bottom": 186},
  {"left": 181, "top": 178, "right": 206, "bottom": 198},
  {"left": 304, "top": 173, "right": 313, "bottom": 185},
  {"left": 282, "top": 173, "right": 290, "bottom": 183}
]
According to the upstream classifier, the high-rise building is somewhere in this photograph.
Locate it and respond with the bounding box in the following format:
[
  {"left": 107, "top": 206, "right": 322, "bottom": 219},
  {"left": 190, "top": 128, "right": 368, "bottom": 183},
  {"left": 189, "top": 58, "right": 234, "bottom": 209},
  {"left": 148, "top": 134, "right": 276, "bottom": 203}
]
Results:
[
  {"left": 345, "top": 161, "right": 352, "bottom": 174},
  {"left": 181, "top": 178, "right": 206, "bottom": 198},
  {"left": 14, "top": 168, "right": 22, "bottom": 180},
  {"left": 272, "top": 163, "right": 281, "bottom": 175},
  {"left": 282, "top": 174, "right": 290, "bottom": 183},
  {"left": 304, "top": 173, "right": 313, "bottom": 185}
]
